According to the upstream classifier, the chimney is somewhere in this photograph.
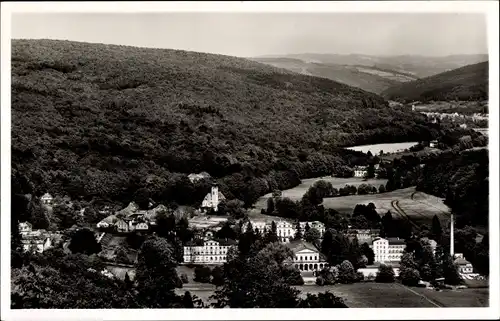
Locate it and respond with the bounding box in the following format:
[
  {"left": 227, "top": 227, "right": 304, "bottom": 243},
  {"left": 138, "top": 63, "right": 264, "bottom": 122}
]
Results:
[{"left": 450, "top": 213, "right": 454, "bottom": 257}]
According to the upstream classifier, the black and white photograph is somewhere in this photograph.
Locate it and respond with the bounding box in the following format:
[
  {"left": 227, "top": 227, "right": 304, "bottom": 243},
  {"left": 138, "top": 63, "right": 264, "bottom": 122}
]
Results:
[{"left": 1, "top": 1, "right": 499, "bottom": 320}]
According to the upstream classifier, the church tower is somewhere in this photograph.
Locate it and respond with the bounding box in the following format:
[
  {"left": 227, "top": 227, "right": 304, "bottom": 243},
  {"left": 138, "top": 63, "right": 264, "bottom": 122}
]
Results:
[{"left": 211, "top": 185, "right": 219, "bottom": 211}]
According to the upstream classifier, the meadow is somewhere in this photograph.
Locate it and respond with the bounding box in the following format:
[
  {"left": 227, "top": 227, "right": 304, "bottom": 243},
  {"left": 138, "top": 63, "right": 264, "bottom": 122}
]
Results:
[{"left": 344, "top": 142, "right": 419, "bottom": 155}]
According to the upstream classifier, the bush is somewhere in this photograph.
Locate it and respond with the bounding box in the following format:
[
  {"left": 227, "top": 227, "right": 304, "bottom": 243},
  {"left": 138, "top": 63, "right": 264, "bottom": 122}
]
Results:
[
  {"left": 399, "top": 268, "right": 421, "bottom": 286},
  {"left": 316, "top": 276, "right": 325, "bottom": 286},
  {"left": 283, "top": 267, "right": 304, "bottom": 286},
  {"left": 194, "top": 266, "right": 211, "bottom": 283},
  {"left": 318, "top": 266, "right": 338, "bottom": 285},
  {"left": 211, "top": 266, "right": 224, "bottom": 286},
  {"left": 375, "top": 264, "right": 395, "bottom": 283},
  {"left": 180, "top": 273, "right": 189, "bottom": 284},
  {"left": 337, "top": 260, "right": 357, "bottom": 284}
]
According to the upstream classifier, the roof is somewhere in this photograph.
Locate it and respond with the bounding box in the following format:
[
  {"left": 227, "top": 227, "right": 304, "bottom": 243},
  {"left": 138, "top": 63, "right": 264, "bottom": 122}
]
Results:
[
  {"left": 41, "top": 193, "right": 53, "bottom": 199},
  {"left": 286, "top": 240, "right": 319, "bottom": 253},
  {"left": 387, "top": 237, "right": 406, "bottom": 245},
  {"left": 454, "top": 257, "right": 472, "bottom": 265}
]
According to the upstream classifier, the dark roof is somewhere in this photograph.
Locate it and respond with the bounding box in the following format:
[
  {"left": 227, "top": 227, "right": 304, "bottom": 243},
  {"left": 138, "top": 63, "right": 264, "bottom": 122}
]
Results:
[
  {"left": 454, "top": 257, "right": 472, "bottom": 265},
  {"left": 387, "top": 237, "right": 406, "bottom": 245},
  {"left": 286, "top": 240, "right": 319, "bottom": 253}
]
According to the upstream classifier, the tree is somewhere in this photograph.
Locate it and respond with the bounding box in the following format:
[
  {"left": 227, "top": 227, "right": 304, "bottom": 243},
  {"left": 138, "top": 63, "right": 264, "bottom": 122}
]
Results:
[
  {"left": 381, "top": 211, "right": 394, "bottom": 238},
  {"left": 194, "top": 266, "right": 212, "bottom": 283},
  {"left": 135, "top": 236, "right": 182, "bottom": 308},
  {"left": 435, "top": 246, "right": 462, "bottom": 285},
  {"left": 114, "top": 246, "right": 131, "bottom": 264},
  {"left": 211, "top": 266, "right": 225, "bottom": 286},
  {"left": 321, "top": 230, "right": 334, "bottom": 261},
  {"left": 266, "top": 198, "right": 275, "bottom": 215},
  {"left": 399, "top": 267, "right": 421, "bottom": 286},
  {"left": 133, "top": 187, "right": 151, "bottom": 210},
  {"left": 211, "top": 243, "right": 300, "bottom": 308},
  {"left": 297, "top": 291, "right": 347, "bottom": 308},
  {"left": 283, "top": 266, "right": 304, "bottom": 285},
  {"left": 216, "top": 221, "right": 237, "bottom": 240},
  {"left": 155, "top": 210, "right": 176, "bottom": 238},
  {"left": 375, "top": 264, "right": 395, "bottom": 283},
  {"left": 304, "top": 227, "right": 321, "bottom": 245},
  {"left": 361, "top": 243, "right": 375, "bottom": 265},
  {"left": 182, "top": 291, "right": 194, "bottom": 308},
  {"left": 180, "top": 273, "right": 189, "bottom": 284},
  {"left": 68, "top": 228, "right": 101, "bottom": 255},
  {"left": 337, "top": 260, "right": 356, "bottom": 284},
  {"left": 431, "top": 215, "right": 443, "bottom": 240},
  {"left": 264, "top": 221, "right": 279, "bottom": 244},
  {"left": 294, "top": 221, "right": 303, "bottom": 240},
  {"left": 124, "top": 272, "right": 133, "bottom": 288}
]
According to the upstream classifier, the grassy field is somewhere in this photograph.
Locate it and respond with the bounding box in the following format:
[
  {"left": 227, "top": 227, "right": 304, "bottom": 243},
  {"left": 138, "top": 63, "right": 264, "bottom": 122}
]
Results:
[
  {"left": 411, "top": 287, "right": 489, "bottom": 307},
  {"left": 252, "top": 176, "right": 388, "bottom": 212},
  {"left": 320, "top": 187, "right": 450, "bottom": 224},
  {"left": 345, "top": 142, "right": 419, "bottom": 155},
  {"left": 174, "top": 281, "right": 488, "bottom": 308}
]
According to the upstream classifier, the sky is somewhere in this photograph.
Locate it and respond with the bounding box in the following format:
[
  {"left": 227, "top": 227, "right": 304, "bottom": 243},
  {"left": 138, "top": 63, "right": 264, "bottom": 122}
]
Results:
[{"left": 11, "top": 12, "right": 488, "bottom": 57}]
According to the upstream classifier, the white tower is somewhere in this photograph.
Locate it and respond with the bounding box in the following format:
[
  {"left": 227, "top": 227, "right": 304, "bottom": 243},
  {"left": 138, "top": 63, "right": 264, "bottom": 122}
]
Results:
[
  {"left": 450, "top": 213, "right": 454, "bottom": 257},
  {"left": 212, "top": 185, "right": 219, "bottom": 211}
]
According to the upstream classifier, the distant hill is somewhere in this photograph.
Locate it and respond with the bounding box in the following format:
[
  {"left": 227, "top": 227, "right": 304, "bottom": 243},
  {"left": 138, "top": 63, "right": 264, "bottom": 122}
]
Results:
[
  {"left": 381, "top": 62, "right": 488, "bottom": 103},
  {"left": 250, "top": 57, "right": 417, "bottom": 94},
  {"left": 11, "top": 39, "right": 436, "bottom": 206},
  {"left": 255, "top": 53, "right": 488, "bottom": 78}
]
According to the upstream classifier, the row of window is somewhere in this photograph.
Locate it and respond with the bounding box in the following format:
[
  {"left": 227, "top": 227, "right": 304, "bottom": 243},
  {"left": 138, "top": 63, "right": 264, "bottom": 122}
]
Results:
[
  {"left": 296, "top": 255, "right": 318, "bottom": 261},
  {"left": 185, "top": 256, "right": 227, "bottom": 261}
]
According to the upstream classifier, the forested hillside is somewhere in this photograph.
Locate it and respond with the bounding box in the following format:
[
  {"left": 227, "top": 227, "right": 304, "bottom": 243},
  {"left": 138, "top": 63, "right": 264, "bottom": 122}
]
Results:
[
  {"left": 382, "top": 62, "right": 488, "bottom": 103},
  {"left": 12, "top": 39, "right": 436, "bottom": 206}
]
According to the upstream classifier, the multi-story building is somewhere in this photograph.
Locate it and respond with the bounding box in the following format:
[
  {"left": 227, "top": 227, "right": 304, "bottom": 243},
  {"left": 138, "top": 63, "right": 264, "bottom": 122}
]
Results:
[
  {"left": 286, "top": 240, "right": 327, "bottom": 273},
  {"left": 454, "top": 253, "right": 474, "bottom": 274},
  {"left": 183, "top": 239, "right": 236, "bottom": 264},
  {"left": 18, "top": 222, "right": 54, "bottom": 253},
  {"left": 300, "top": 221, "right": 326, "bottom": 238},
  {"left": 242, "top": 219, "right": 296, "bottom": 243},
  {"left": 40, "top": 193, "right": 53, "bottom": 205},
  {"left": 201, "top": 185, "right": 225, "bottom": 213},
  {"left": 346, "top": 229, "right": 380, "bottom": 244},
  {"left": 370, "top": 237, "right": 406, "bottom": 264},
  {"left": 353, "top": 166, "right": 368, "bottom": 178}
]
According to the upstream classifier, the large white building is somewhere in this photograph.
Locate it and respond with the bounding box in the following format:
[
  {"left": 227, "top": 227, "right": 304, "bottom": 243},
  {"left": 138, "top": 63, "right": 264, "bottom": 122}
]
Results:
[
  {"left": 370, "top": 237, "right": 406, "bottom": 264},
  {"left": 242, "top": 219, "right": 296, "bottom": 243},
  {"left": 201, "top": 185, "right": 225, "bottom": 213},
  {"left": 300, "top": 221, "right": 326, "bottom": 238},
  {"left": 286, "top": 240, "right": 327, "bottom": 273},
  {"left": 353, "top": 166, "right": 368, "bottom": 178},
  {"left": 183, "top": 239, "right": 236, "bottom": 264}
]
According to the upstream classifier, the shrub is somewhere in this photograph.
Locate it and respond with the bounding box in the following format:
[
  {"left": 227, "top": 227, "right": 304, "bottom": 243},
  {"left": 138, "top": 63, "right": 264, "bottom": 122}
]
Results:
[
  {"left": 399, "top": 268, "right": 421, "bottom": 286},
  {"left": 283, "top": 266, "right": 304, "bottom": 285},
  {"left": 337, "top": 260, "right": 357, "bottom": 284},
  {"left": 316, "top": 276, "right": 325, "bottom": 286},
  {"left": 180, "top": 273, "right": 189, "bottom": 284},
  {"left": 194, "top": 266, "right": 211, "bottom": 283},
  {"left": 375, "top": 264, "right": 395, "bottom": 283},
  {"left": 211, "top": 266, "right": 224, "bottom": 286}
]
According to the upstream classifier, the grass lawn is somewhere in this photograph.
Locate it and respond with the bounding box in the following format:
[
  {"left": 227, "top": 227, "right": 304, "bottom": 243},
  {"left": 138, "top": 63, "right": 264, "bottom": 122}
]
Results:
[
  {"left": 252, "top": 177, "right": 388, "bottom": 212},
  {"left": 411, "top": 287, "right": 489, "bottom": 307},
  {"left": 295, "top": 282, "right": 439, "bottom": 308}
]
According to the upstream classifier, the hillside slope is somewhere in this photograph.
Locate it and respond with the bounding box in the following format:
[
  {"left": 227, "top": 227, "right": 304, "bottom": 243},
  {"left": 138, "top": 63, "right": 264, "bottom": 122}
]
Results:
[
  {"left": 381, "top": 62, "right": 489, "bottom": 103},
  {"left": 257, "top": 53, "right": 488, "bottom": 78},
  {"left": 251, "top": 57, "right": 416, "bottom": 94},
  {"left": 11, "top": 39, "right": 436, "bottom": 205}
]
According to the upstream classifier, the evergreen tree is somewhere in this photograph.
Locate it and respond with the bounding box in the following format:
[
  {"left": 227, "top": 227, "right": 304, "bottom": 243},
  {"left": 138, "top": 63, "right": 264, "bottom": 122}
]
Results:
[
  {"left": 266, "top": 198, "right": 275, "bottom": 215},
  {"left": 124, "top": 272, "right": 133, "bottom": 288},
  {"left": 264, "top": 221, "right": 279, "bottom": 244},
  {"left": 182, "top": 291, "right": 194, "bottom": 308},
  {"left": 294, "top": 222, "right": 303, "bottom": 240},
  {"left": 381, "top": 211, "right": 394, "bottom": 237},
  {"left": 431, "top": 215, "right": 443, "bottom": 240},
  {"left": 360, "top": 242, "right": 375, "bottom": 265},
  {"left": 321, "top": 230, "right": 333, "bottom": 261}
]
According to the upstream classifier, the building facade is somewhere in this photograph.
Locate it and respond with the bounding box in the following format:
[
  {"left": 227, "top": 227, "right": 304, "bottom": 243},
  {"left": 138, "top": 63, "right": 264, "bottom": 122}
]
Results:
[
  {"left": 370, "top": 237, "right": 406, "bottom": 264},
  {"left": 286, "top": 240, "right": 327, "bottom": 273},
  {"left": 201, "top": 185, "right": 225, "bottom": 212},
  {"left": 353, "top": 166, "right": 368, "bottom": 178},
  {"left": 300, "top": 221, "right": 326, "bottom": 238},
  {"left": 454, "top": 253, "right": 474, "bottom": 274},
  {"left": 40, "top": 193, "right": 53, "bottom": 205},
  {"left": 18, "top": 222, "right": 53, "bottom": 253},
  {"left": 183, "top": 240, "right": 235, "bottom": 264}
]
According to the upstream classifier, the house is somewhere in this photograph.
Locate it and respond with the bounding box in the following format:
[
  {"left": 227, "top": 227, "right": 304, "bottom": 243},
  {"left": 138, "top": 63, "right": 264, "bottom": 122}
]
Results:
[
  {"left": 183, "top": 239, "right": 236, "bottom": 264},
  {"left": 353, "top": 166, "right": 368, "bottom": 178},
  {"left": 40, "top": 193, "right": 53, "bottom": 205},
  {"left": 429, "top": 140, "right": 438, "bottom": 148},
  {"left": 454, "top": 253, "right": 473, "bottom": 274},
  {"left": 18, "top": 222, "right": 53, "bottom": 253},
  {"left": 135, "top": 222, "right": 149, "bottom": 231},
  {"left": 201, "top": 185, "right": 225, "bottom": 213},
  {"left": 242, "top": 219, "right": 296, "bottom": 243},
  {"left": 300, "top": 221, "right": 326, "bottom": 238},
  {"left": 358, "top": 263, "right": 400, "bottom": 279},
  {"left": 346, "top": 229, "right": 380, "bottom": 243},
  {"left": 115, "top": 219, "right": 129, "bottom": 233},
  {"left": 188, "top": 172, "right": 211, "bottom": 183},
  {"left": 370, "top": 237, "right": 406, "bottom": 264},
  {"left": 286, "top": 240, "right": 327, "bottom": 273}
]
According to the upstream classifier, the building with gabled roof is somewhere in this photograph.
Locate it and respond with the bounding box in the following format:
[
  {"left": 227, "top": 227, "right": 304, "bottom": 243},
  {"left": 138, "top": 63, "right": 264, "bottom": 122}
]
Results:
[
  {"left": 40, "top": 193, "right": 53, "bottom": 205},
  {"left": 454, "top": 253, "right": 473, "bottom": 274},
  {"left": 285, "top": 240, "right": 327, "bottom": 273},
  {"left": 201, "top": 185, "right": 226, "bottom": 213}
]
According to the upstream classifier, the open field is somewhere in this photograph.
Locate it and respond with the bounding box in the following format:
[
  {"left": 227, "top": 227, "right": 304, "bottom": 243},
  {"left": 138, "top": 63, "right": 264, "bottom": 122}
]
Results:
[
  {"left": 188, "top": 216, "right": 228, "bottom": 230},
  {"left": 411, "top": 287, "right": 489, "bottom": 307},
  {"left": 379, "top": 147, "right": 443, "bottom": 162},
  {"left": 252, "top": 177, "right": 388, "bottom": 212},
  {"left": 174, "top": 281, "right": 487, "bottom": 307},
  {"left": 344, "top": 142, "right": 419, "bottom": 155}
]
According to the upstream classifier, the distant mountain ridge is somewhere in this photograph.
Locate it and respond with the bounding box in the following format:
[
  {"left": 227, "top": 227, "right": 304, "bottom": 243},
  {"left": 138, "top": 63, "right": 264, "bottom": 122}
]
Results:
[{"left": 381, "top": 61, "right": 488, "bottom": 103}]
